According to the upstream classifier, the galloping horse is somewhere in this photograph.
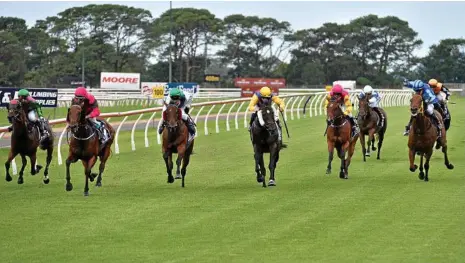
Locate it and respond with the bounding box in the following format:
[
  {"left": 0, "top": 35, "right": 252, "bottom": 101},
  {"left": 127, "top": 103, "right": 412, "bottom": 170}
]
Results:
[
  {"left": 250, "top": 101, "right": 286, "bottom": 187},
  {"left": 408, "top": 93, "right": 454, "bottom": 181},
  {"left": 5, "top": 100, "right": 54, "bottom": 184},
  {"left": 357, "top": 97, "right": 387, "bottom": 161},
  {"left": 161, "top": 103, "right": 194, "bottom": 188},
  {"left": 65, "top": 99, "right": 115, "bottom": 196},
  {"left": 326, "top": 97, "right": 358, "bottom": 179}
]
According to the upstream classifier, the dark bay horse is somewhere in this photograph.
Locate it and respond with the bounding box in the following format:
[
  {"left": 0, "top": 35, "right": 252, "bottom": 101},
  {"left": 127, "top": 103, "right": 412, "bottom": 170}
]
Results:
[
  {"left": 162, "top": 103, "right": 194, "bottom": 188},
  {"left": 326, "top": 97, "right": 358, "bottom": 179},
  {"left": 408, "top": 93, "right": 454, "bottom": 181},
  {"left": 250, "top": 101, "right": 286, "bottom": 187},
  {"left": 65, "top": 99, "right": 115, "bottom": 196},
  {"left": 357, "top": 97, "right": 387, "bottom": 161},
  {"left": 5, "top": 100, "right": 54, "bottom": 184}
]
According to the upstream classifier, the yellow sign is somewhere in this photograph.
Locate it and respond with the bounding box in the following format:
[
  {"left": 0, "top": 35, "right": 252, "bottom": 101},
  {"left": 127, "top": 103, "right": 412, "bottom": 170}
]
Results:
[
  {"left": 204, "top": 74, "right": 220, "bottom": 82},
  {"left": 325, "top": 85, "right": 332, "bottom": 91},
  {"left": 152, "top": 85, "right": 165, "bottom": 99}
]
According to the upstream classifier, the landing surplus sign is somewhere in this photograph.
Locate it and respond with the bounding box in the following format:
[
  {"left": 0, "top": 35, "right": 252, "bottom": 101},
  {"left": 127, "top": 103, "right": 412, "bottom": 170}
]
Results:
[
  {"left": 1, "top": 88, "right": 58, "bottom": 108},
  {"left": 100, "top": 72, "right": 141, "bottom": 90}
]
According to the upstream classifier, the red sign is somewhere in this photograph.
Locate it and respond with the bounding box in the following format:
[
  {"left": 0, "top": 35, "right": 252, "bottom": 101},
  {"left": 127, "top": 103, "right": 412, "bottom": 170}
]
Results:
[{"left": 234, "top": 78, "right": 285, "bottom": 98}]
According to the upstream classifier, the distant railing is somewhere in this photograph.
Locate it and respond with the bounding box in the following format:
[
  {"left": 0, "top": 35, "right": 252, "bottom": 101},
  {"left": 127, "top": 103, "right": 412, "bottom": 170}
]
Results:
[{"left": 0, "top": 89, "right": 415, "bottom": 175}]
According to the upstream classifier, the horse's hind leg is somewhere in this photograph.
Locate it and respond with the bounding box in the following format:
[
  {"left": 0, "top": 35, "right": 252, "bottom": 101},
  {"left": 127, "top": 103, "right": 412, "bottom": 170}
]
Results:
[
  {"left": 337, "top": 146, "right": 346, "bottom": 179},
  {"left": 371, "top": 137, "right": 377, "bottom": 151},
  {"left": 29, "top": 151, "right": 42, "bottom": 176},
  {"left": 180, "top": 150, "right": 193, "bottom": 188},
  {"left": 96, "top": 147, "right": 111, "bottom": 187},
  {"left": 258, "top": 151, "right": 266, "bottom": 188},
  {"left": 376, "top": 132, "right": 385, "bottom": 160},
  {"left": 441, "top": 143, "right": 454, "bottom": 170},
  {"left": 163, "top": 152, "right": 174, "bottom": 184},
  {"left": 344, "top": 141, "right": 357, "bottom": 179},
  {"left": 17, "top": 154, "right": 27, "bottom": 185},
  {"left": 175, "top": 151, "right": 185, "bottom": 180},
  {"left": 326, "top": 142, "right": 335, "bottom": 175},
  {"left": 359, "top": 133, "right": 367, "bottom": 162},
  {"left": 82, "top": 156, "right": 97, "bottom": 196},
  {"left": 366, "top": 129, "right": 375, "bottom": 157},
  {"left": 268, "top": 146, "right": 278, "bottom": 187},
  {"left": 253, "top": 145, "right": 263, "bottom": 183},
  {"left": 43, "top": 146, "right": 53, "bottom": 184},
  {"left": 418, "top": 154, "right": 425, "bottom": 180},
  {"left": 424, "top": 151, "right": 433, "bottom": 182}
]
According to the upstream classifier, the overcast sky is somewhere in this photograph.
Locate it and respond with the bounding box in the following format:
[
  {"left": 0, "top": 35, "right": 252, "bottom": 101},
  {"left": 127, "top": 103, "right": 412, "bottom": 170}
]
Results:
[{"left": 1, "top": 1, "right": 465, "bottom": 58}]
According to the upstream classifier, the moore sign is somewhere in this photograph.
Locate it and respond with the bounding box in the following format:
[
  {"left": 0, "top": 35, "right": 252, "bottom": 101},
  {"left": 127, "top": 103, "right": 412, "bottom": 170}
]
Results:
[{"left": 100, "top": 72, "right": 140, "bottom": 90}]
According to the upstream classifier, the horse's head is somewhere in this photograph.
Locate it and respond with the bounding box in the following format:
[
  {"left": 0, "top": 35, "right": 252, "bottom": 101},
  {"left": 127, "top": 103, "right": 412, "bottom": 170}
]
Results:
[
  {"left": 163, "top": 103, "right": 183, "bottom": 133},
  {"left": 67, "top": 98, "right": 86, "bottom": 132},
  {"left": 410, "top": 93, "right": 423, "bottom": 117},
  {"left": 7, "top": 100, "right": 27, "bottom": 127},
  {"left": 326, "top": 96, "right": 344, "bottom": 124},
  {"left": 257, "top": 102, "right": 277, "bottom": 132},
  {"left": 357, "top": 97, "right": 370, "bottom": 119}
]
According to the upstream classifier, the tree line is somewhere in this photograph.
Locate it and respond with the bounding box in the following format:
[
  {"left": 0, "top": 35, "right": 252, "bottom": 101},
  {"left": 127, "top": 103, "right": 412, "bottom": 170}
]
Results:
[{"left": 1, "top": 4, "right": 464, "bottom": 89}]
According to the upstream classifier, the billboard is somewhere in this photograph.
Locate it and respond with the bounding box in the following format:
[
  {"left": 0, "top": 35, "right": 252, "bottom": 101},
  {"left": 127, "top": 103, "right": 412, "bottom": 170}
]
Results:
[
  {"left": 0, "top": 88, "right": 58, "bottom": 108},
  {"left": 141, "top": 82, "right": 167, "bottom": 99},
  {"left": 204, "top": 74, "right": 220, "bottom": 83},
  {"left": 164, "top": 83, "right": 200, "bottom": 98},
  {"left": 234, "top": 78, "right": 285, "bottom": 97},
  {"left": 100, "top": 72, "right": 140, "bottom": 90}
]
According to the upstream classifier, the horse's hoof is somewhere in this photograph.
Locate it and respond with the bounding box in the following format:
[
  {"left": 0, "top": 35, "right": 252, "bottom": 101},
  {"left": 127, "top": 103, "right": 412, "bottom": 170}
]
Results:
[
  {"left": 424, "top": 177, "right": 429, "bottom": 182},
  {"left": 446, "top": 163, "right": 454, "bottom": 170},
  {"left": 365, "top": 152, "right": 371, "bottom": 157},
  {"left": 175, "top": 174, "right": 182, "bottom": 179},
  {"left": 268, "top": 180, "right": 276, "bottom": 186},
  {"left": 326, "top": 169, "right": 331, "bottom": 175},
  {"left": 167, "top": 176, "right": 175, "bottom": 184},
  {"left": 257, "top": 176, "right": 264, "bottom": 183},
  {"left": 344, "top": 175, "right": 349, "bottom": 180},
  {"left": 377, "top": 156, "right": 380, "bottom": 160},
  {"left": 5, "top": 176, "right": 12, "bottom": 182},
  {"left": 89, "top": 173, "right": 97, "bottom": 182},
  {"left": 66, "top": 183, "right": 73, "bottom": 192},
  {"left": 95, "top": 181, "right": 102, "bottom": 187},
  {"left": 409, "top": 165, "right": 418, "bottom": 172},
  {"left": 17, "top": 178, "right": 24, "bottom": 184},
  {"left": 339, "top": 172, "right": 345, "bottom": 179},
  {"left": 84, "top": 191, "right": 89, "bottom": 196},
  {"left": 262, "top": 183, "right": 267, "bottom": 188},
  {"left": 372, "top": 147, "right": 377, "bottom": 151},
  {"left": 43, "top": 178, "right": 50, "bottom": 185},
  {"left": 418, "top": 172, "right": 425, "bottom": 180},
  {"left": 34, "top": 165, "right": 43, "bottom": 175}
]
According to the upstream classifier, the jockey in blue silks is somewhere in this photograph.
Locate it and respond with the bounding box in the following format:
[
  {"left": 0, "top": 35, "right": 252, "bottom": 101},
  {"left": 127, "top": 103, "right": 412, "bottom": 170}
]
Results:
[{"left": 403, "top": 79, "right": 444, "bottom": 137}]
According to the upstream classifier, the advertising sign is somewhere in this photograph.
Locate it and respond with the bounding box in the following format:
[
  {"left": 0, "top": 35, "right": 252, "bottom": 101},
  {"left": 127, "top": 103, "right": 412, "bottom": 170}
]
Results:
[
  {"left": 141, "top": 82, "right": 167, "bottom": 99},
  {"left": 164, "top": 83, "right": 200, "bottom": 98},
  {"left": 234, "top": 78, "right": 285, "bottom": 98},
  {"left": 204, "top": 74, "right": 220, "bottom": 83},
  {"left": 333, "top": 80, "right": 356, "bottom": 91},
  {"left": 0, "top": 88, "right": 58, "bottom": 108},
  {"left": 100, "top": 72, "right": 140, "bottom": 90}
]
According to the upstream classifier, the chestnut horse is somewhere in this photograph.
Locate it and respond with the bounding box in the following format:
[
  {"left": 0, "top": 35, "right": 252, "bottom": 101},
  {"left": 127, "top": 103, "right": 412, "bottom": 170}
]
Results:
[
  {"left": 408, "top": 93, "right": 454, "bottom": 182},
  {"left": 5, "top": 100, "right": 54, "bottom": 185},
  {"left": 250, "top": 102, "right": 286, "bottom": 187},
  {"left": 326, "top": 97, "right": 359, "bottom": 179},
  {"left": 161, "top": 103, "right": 194, "bottom": 188},
  {"left": 357, "top": 97, "right": 387, "bottom": 161},
  {"left": 65, "top": 99, "right": 115, "bottom": 196}
]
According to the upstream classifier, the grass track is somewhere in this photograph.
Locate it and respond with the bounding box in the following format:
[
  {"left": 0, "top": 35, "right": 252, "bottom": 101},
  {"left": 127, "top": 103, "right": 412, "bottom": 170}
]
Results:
[{"left": 0, "top": 99, "right": 464, "bottom": 263}]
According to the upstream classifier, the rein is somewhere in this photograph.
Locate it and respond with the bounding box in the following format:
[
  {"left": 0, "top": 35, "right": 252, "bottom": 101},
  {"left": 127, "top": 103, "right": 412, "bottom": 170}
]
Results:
[{"left": 67, "top": 104, "right": 97, "bottom": 142}]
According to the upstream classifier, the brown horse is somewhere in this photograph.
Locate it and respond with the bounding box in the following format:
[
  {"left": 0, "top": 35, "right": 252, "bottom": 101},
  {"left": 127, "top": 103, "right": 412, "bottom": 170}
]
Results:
[
  {"left": 326, "top": 97, "right": 359, "bottom": 179},
  {"left": 5, "top": 100, "right": 54, "bottom": 185},
  {"left": 250, "top": 102, "right": 286, "bottom": 187},
  {"left": 357, "top": 97, "right": 387, "bottom": 161},
  {"left": 65, "top": 99, "right": 115, "bottom": 196},
  {"left": 408, "top": 93, "right": 454, "bottom": 181},
  {"left": 162, "top": 103, "right": 194, "bottom": 188}
]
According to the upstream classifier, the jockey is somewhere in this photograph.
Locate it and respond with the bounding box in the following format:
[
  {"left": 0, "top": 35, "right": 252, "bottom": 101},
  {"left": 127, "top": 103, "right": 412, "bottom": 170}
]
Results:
[
  {"left": 358, "top": 85, "right": 384, "bottom": 127},
  {"left": 158, "top": 88, "right": 196, "bottom": 137},
  {"left": 72, "top": 87, "right": 109, "bottom": 144},
  {"left": 325, "top": 84, "right": 359, "bottom": 137},
  {"left": 247, "top": 86, "right": 285, "bottom": 142},
  {"left": 429, "top": 79, "right": 451, "bottom": 116},
  {"left": 403, "top": 79, "right": 443, "bottom": 137},
  {"left": 7, "top": 89, "right": 50, "bottom": 140}
]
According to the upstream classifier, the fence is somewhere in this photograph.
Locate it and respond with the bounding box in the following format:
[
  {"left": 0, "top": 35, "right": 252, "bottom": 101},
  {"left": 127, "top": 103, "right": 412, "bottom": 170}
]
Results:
[{"left": 0, "top": 89, "right": 415, "bottom": 175}]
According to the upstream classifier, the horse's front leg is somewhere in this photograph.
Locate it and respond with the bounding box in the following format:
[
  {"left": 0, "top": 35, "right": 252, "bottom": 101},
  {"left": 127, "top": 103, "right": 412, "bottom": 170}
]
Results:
[
  {"left": 17, "top": 154, "right": 27, "bottom": 185},
  {"left": 268, "top": 144, "right": 278, "bottom": 187},
  {"left": 366, "top": 129, "right": 376, "bottom": 157},
  {"left": 258, "top": 151, "right": 266, "bottom": 188},
  {"left": 338, "top": 144, "right": 347, "bottom": 179},
  {"left": 29, "top": 151, "right": 42, "bottom": 176},
  {"left": 82, "top": 156, "right": 98, "bottom": 196},
  {"left": 409, "top": 148, "right": 418, "bottom": 172},
  {"left": 4, "top": 150, "right": 17, "bottom": 182},
  {"left": 43, "top": 146, "right": 53, "bottom": 184},
  {"left": 359, "top": 131, "right": 367, "bottom": 162},
  {"left": 163, "top": 151, "right": 174, "bottom": 184},
  {"left": 253, "top": 144, "right": 263, "bottom": 183},
  {"left": 326, "top": 141, "right": 334, "bottom": 175},
  {"left": 175, "top": 145, "right": 186, "bottom": 180},
  {"left": 65, "top": 154, "right": 78, "bottom": 192}
]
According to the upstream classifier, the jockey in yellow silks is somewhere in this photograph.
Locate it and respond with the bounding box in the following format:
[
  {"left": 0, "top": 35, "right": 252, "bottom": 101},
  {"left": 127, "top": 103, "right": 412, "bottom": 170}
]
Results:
[{"left": 248, "top": 86, "right": 285, "bottom": 142}]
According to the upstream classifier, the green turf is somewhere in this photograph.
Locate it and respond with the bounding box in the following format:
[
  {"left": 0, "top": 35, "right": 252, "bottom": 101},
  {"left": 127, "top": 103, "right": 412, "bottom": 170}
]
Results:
[{"left": 0, "top": 98, "right": 464, "bottom": 263}]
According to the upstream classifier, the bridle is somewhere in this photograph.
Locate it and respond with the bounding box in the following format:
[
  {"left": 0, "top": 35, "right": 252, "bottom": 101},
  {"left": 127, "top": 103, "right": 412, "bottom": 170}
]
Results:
[{"left": 67, "top": 104, "right": 96, "bottom": 141}]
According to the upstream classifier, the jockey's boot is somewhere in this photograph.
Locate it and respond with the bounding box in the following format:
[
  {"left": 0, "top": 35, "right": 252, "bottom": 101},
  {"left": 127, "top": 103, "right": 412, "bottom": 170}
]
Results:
[
  {"left": 348, "top": 116, "right": 359, "bottom": 137},
  {"left": 403, "top": 117, "right": 413, "bottom": 136},
  {"left": 184, "top": 119, "right": 196, "bottom": 137},
  {"left": 429, "top": 113, "right": 442, "bottom": 138},
  {"left": 248, "top": 112, "right": 257, "bottom": 131},
  {"left": 38, "top": 118, "right": 49, "bottom": 139},
  {"left": 158, "top": 121, "right": 165, "bottom": 134},
  {"left": 373, "top": 107, "right": 384, "bottom": 127}
]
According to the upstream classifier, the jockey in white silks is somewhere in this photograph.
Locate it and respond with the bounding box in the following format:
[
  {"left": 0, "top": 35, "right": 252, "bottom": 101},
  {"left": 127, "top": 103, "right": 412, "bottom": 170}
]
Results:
[{"left": 358, "top": 85, "right": 385, "bottom": 127}]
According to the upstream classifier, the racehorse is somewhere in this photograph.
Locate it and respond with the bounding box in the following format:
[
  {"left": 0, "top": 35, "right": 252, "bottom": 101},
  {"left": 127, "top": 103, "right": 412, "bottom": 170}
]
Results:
[
  {"left": 5, "top": 100, "right": 54, "bottom": 185},
  {"left": 250, "top": 101, "right": 286, "bottom": 187},
  {"left": 408, "top": 93, "right": 454, "bottom": 181},
  {"left": 161, "top": 103, "right": 194, "bottom": 188},
  {"left": 357, "top": 96, "right": 387, "bottom": 161},
  {"left": 325, "top": 97, "right": 359, "bottom": 179},
  {"left": 65, "top": 98, "right": 115, "bottom": 196}
]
